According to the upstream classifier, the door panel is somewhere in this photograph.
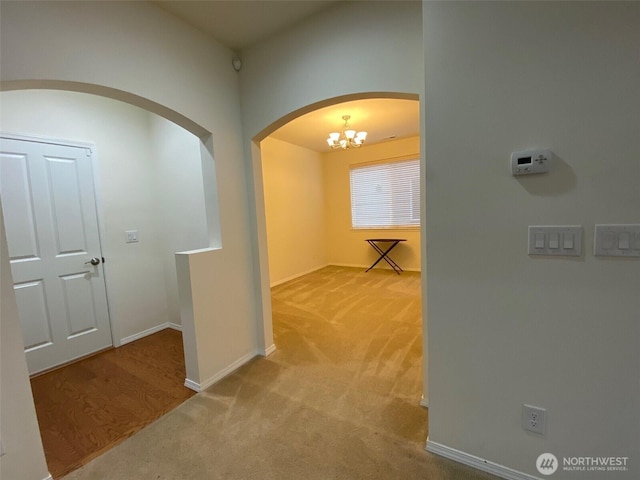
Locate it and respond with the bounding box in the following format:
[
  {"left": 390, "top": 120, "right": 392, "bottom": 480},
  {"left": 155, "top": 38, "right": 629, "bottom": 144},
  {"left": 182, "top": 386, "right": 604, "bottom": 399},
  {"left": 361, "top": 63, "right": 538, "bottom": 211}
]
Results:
[
  {"left": 47, "top": 156, "right": 87, "bottom": 254},
  {"left": 14, "top": 280, "right": 53, "bottom": 351},
  {"left": 61, "top": 271, "right": 99, "bottom": 336},
  {"left": 0, "top": 136, "right": 112, "bottom": 374},
  {"left": 0, "top": 152, "right": 40, "bottom": 260}
]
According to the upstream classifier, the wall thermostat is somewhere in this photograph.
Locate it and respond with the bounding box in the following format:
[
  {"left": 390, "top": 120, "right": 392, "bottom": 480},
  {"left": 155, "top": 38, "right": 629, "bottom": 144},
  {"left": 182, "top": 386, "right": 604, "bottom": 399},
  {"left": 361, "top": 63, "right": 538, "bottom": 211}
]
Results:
[{"left": 511, "top": 149, "right": 551, "bottom": 176}]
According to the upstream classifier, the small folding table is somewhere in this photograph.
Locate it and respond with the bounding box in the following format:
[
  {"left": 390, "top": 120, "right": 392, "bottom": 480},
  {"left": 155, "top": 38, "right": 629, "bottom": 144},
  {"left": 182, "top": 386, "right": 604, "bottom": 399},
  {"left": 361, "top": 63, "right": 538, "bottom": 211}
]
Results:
[{"left": 364, "top": 238, "right": 406, "bottom": 274}]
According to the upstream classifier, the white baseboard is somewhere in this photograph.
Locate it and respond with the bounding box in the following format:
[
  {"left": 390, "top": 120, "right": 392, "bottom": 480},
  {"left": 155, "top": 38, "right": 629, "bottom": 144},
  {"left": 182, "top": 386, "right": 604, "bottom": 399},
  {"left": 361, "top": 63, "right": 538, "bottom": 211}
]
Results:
[
  {"left": 167, "top": 322, "right": 182, "bottom": 331},
  {"left": 426, "top": 439, "right": 539, "bottom": 480},
  {"left": 184, "top": 378, "right": 201, "bottom": 392},
  {"left": 260, "top": 344, "right": 277, "bottom": 356},
  {"left": 120, "top": 322, "right": 182, "bottom": 346},
  {"left": 270, "top": 264, "right": 329, "bottom": 287},
  {"left": 184, "top": 350, "right": 258, "bottom": 393},
  {"left": 331, "top": 262, "right": 377, "bottom": 270},
  {"left": 420, "top": 395, "right": 429, "bottom": 408},
  {"left": 332, "top": 262, "right": 421, "bottom": 273},
  {"left": 269, "top": 264, "right": 421, "bottom": 288}
]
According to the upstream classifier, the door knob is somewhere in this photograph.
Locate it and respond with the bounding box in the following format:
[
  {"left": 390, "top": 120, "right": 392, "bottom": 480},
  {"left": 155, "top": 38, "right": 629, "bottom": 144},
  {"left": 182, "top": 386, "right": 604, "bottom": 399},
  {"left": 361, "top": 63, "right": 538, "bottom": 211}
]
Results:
[{"left": 85, "top": 257, "right": 101, "bottom": 266}]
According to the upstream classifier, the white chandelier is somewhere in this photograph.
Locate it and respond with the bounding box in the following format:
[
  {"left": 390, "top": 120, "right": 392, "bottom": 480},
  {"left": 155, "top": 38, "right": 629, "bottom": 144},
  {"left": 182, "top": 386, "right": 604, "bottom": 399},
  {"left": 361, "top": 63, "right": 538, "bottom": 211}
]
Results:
[{"left": 326, "top": 115, "right": 367, "bottom": 150}]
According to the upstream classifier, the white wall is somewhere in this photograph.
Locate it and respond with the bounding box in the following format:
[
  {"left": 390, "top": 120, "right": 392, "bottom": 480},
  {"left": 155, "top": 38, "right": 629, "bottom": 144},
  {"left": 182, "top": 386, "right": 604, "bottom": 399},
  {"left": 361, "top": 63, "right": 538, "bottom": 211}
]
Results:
[
  {"left": 324, "top": 136, "right": 421, "bottom": 271},
  {"left": 0, "top": 201, "right": 49, "bottom": 480},
  {"left": 0, "top": 1, "right": 256, "bottom": 477},
  {"left": 0, "top": 90, "right": 208, "bottom": 342},
  {"left": 424, "top": 2, "right": 639, "bottom": 479},
  {"left": 261, "top": 137, "right": 327, "bottom": 285},
  {"left": 239, "top": 0, "right": 424, "bottom": 375},
  {"left": 239, "top": 2, "right": 423, "bottom": 135},
  {"left": 150, "top": 115, "right": 209, "bottom": 324}
]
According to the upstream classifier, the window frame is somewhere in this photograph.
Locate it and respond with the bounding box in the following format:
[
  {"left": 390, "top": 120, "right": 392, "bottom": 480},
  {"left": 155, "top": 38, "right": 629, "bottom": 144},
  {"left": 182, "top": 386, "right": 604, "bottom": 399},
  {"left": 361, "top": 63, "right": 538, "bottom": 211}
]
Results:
[{"left": 349, "top": 155, "right": 421, "bottom": 230}]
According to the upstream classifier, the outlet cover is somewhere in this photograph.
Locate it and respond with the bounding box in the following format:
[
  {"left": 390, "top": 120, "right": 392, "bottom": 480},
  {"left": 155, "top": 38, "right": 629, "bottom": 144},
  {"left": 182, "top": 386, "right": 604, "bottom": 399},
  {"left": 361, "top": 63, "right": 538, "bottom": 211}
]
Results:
[{"left": 523, "top": 404, "right": 546, "bottom": 435}]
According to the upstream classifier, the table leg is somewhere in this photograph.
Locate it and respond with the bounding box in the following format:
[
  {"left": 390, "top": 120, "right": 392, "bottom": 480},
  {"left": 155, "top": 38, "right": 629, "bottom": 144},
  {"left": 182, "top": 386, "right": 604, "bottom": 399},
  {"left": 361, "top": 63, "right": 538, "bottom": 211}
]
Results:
[{"left": 365, "top": 240, "right": 403, "bottom": 274}]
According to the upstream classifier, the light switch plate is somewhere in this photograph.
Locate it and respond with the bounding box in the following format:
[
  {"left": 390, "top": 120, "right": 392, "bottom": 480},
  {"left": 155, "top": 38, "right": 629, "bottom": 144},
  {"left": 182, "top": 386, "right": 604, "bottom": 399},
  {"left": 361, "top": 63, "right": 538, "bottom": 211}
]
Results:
[
  {"left": 125, "top": 230, "right": 139, "bottom": 243},
  {"left": 594, "top": 224, "right": 640, "bottom": 257},
  {"left": 528, "top": 226, "right": 582, "bottom": 257}
]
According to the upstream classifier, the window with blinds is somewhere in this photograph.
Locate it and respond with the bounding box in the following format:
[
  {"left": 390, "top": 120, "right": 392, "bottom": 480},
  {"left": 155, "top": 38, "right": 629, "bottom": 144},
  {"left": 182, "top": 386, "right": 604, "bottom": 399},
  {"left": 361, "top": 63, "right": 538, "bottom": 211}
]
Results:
[{"left": 349, "top": 158, "right": 420, "bottom": 228}]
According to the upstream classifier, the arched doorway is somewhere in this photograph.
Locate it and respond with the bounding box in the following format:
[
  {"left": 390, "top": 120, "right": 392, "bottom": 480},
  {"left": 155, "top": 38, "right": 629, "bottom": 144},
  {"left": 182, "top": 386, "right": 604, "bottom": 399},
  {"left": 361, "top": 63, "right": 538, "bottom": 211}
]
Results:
[
  {"left": 0, "top": 83, "right": 222, "bottom": 476},
  {"left": 247, "top": 92, "right": 428, "bottom": 406}
]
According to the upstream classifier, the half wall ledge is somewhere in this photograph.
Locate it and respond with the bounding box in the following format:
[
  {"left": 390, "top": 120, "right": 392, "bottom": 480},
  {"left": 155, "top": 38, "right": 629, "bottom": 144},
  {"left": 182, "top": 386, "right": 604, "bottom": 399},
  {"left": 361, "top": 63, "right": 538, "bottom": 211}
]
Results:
[{"left": 176, "top": 247, "right": 276, "bottom": 393}]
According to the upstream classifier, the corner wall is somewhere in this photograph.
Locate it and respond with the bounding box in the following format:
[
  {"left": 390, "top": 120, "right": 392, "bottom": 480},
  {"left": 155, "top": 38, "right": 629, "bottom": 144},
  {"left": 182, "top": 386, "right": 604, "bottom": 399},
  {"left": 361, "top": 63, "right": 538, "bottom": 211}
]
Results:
[
  {"left": 261, "top": 137, "right": 327, "bottom": 285},
  {"left": 424, "top": 2, "right": 639, "bottom": 478},
  {"left": 150, "top": 115, "right": 209, "bottom": 325},
  {"left": 260, "top": 134, "right": 422, "bottom": 285}
]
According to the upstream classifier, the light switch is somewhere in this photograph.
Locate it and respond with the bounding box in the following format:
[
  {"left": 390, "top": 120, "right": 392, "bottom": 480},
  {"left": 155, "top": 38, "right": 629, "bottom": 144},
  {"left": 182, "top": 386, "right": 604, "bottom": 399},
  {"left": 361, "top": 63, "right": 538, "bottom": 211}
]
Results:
[
  {"left": 594, "top": 225, "right": 640, "bottom": 257},
  {"left": 602, "top": 232, "right": 615, "bottom": 250},
  {"left": 125, "top": 230, "right": 139, "bottom": 243},
  {"left": 528, "top": 226, "right": 582, "bottom": 256},
  {"left": 618, "top": 232, "right": 631, "bottom": 250},
  {"left": 563, "top": 233, "right": 574, "bottom": 249}
]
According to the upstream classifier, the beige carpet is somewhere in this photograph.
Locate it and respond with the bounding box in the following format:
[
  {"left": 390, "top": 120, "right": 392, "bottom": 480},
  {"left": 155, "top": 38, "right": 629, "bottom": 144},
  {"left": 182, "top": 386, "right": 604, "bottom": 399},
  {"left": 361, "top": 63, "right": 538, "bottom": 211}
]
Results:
[{"left": 62, "top": 266, "right": 498, "bottom": 480}]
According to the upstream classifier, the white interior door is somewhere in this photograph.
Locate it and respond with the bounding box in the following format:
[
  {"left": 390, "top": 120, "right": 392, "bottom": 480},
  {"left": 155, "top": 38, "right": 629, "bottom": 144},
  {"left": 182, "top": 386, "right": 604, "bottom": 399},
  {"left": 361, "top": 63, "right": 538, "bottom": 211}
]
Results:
[{"left": 0, "top": 136, "right": 112, "bottom": 374}]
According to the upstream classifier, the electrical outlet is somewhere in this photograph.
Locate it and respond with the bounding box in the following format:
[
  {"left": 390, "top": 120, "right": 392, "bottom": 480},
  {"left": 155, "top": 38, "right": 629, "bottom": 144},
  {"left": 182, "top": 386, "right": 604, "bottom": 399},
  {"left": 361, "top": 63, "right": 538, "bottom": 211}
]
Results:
[{"left": 523, "top": 404, "right": 546, "bottom": 435}]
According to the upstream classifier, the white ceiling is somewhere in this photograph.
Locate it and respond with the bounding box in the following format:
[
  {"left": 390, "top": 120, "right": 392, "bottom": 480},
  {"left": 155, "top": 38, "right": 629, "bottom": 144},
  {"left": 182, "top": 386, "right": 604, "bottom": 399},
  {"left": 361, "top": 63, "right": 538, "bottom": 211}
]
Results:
[
  {"left": 154, "top": 1, "right": 420, "bottom": 152},
  {"left": 270, "top": 98, "right": 420, "bottom": 153}
]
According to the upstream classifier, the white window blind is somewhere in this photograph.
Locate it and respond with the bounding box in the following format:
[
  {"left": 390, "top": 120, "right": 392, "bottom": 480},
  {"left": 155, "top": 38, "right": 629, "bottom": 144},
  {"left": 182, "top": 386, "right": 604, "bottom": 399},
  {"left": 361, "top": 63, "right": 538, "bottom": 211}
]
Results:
[{"left": 349, "top": 158, "right": 420, "bottom": 228}]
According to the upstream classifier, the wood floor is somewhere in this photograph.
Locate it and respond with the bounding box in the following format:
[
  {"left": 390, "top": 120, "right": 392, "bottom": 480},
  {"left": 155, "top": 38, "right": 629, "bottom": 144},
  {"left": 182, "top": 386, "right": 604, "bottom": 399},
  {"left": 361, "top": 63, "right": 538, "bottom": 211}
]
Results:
[{"left": 30, "top": 328, "right": 195, "bottom": 479}]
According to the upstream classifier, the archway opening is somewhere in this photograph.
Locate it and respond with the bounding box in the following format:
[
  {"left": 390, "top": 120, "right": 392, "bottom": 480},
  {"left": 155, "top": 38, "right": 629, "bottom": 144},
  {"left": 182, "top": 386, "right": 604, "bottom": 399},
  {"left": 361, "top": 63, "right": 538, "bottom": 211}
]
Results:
[
  {"left": 0, "top": 82, "right": 222, "bottom": 476},
  {"left": 249, "top": 91, "right": 428, "bottom": 408}
]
